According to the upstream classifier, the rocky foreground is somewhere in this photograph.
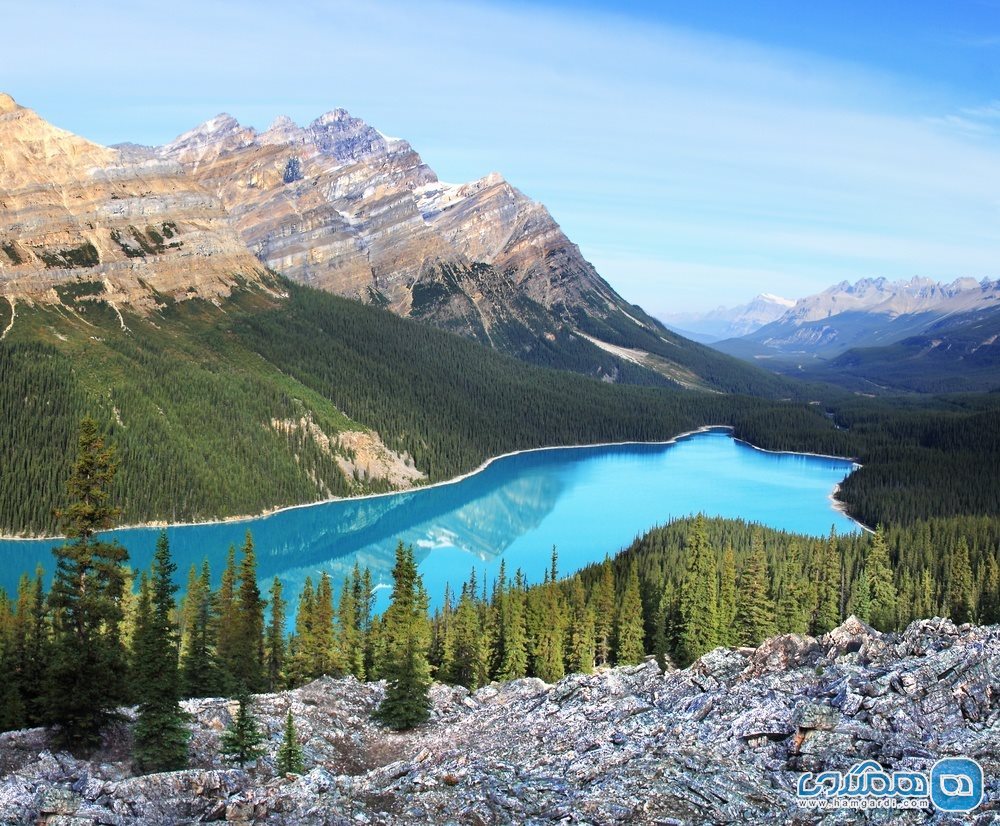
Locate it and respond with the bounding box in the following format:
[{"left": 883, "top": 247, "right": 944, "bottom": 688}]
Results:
[{"left": 1, "top": 617, "right": 998, "bottom": 825}]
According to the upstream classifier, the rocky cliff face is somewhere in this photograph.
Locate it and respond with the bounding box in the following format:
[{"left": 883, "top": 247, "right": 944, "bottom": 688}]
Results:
[
  {"left": 156, "top": 109, "right": 645, "bottom": 355},
  {"left": 0, "top": 94, "right": 266, "bottom": 312},
  {"left": 2, "top": 617, "right": 997, "bottom": 824}
]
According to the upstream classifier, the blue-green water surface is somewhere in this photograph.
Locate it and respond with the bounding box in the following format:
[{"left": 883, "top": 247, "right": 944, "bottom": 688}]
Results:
[{"left": 0, "top": 430, "right": 859, "bottom": 609}]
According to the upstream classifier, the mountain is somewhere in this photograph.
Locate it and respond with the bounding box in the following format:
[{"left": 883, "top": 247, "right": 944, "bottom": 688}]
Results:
[
  {"left": 0, "top": 94, "right": 807, "bottom": 535},
  {"left": 150, "top": 108, "right": 787, "bottom": 393},
  {"left": 1, "top": 617, "right": 995, "bottom": 824},
  {"left": 714, "top": 276, "right": 1000, "bottom": 365},
  {"left": 810, "top": 306, "right": 1000, "bottom": 393},
  {"left": 660, "top": 293, "right": 794, "bottom": 342},
  {"left": 0, "top": 94, "right": 266, "bottom": 309}
]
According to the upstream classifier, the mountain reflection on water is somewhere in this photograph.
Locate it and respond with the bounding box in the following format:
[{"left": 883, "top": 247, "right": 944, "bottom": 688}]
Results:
[{"left": 0, "top": 430, "right": 858, "bottom": 612}]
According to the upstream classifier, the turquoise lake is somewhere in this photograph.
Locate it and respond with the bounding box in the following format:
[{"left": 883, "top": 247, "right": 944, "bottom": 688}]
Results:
[{"left": 0, "top": 429, "right": 859, "bottom": 610}]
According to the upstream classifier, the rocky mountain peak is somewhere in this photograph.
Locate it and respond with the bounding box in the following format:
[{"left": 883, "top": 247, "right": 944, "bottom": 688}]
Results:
[
  {"left": 0, "top": 102, "right": 266, "bottom": 311},
  {"left": 0, "top": 92, "right": 20, "bottom": 114}
]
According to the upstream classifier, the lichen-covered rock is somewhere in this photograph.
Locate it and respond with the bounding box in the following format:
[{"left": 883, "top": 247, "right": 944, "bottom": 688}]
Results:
[{"left": 2, "top": 618, "right": 999, "bottom": 824}]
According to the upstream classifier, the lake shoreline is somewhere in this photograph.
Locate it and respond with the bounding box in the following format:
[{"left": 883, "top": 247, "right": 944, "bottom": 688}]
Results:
[{"left": 0, "top": 425, "right": 864, "bottom": 541}]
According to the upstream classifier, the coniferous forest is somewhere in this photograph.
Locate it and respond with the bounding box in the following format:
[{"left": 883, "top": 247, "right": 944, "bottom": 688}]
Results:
[
  {"left": 1, "top": 417, "right": 997, "bottom": 770},
  {"left": 2, "top": 279, "right": 1000, "bottom": 536}
]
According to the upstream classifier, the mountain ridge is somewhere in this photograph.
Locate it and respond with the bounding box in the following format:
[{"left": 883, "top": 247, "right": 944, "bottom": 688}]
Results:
[
  {"left": 660, "top": 293, "right": 794, "bottom": 342},
  {"left": 0, "top": 95, "right": 267, "bottom": 311},
  {"left": 714, "top": 275, "right": 1000, "bottom": 366}
]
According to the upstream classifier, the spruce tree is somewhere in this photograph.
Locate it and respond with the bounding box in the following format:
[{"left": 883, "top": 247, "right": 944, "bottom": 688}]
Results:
[
  {"left": 432, "top": 584, "right": 455, "bottom": 682},
  {"left": 275, "top": 709, "right": 304, "bottom": 775},
  {"left": 496, "top": 572, "right": 528, "bottom": 680},
  {"left": 337, "top": 573, "right": 364, "bottom": 680},
  {"left": 265, "top": 578, "right": 286, "bottom": 691},
  {"left": 566, "top": 578, "right": 595, "bottom": 674},
  {"left": 216, "top": 546, "right": 239, "bottom": 690},
  {"left": 592, "top": 558, "right": 615, "bottom": 666},
  {"left": 615, "top": 566, "right": 645, "bottom": 665},
  {"left": 774, "top": 542, "right": 809, "bottom": 634},
  {"left": 947, "top": 538, "right": 975, "bottom": 625},
  {"left": 374, "top": 543, "right": 432, "bottom": 730},
  {"left": 11, "top": 567, "right": 48, "bottom": 726},
  {"left": 717, "top": 545, "right": 737, "bottom": 646},
  {"left": 811, "top": 529, "right": 841, "bottom": 634},
  {"left": 312, "top": 573, "right": 339, "bottom": 677},
  {"left": 866, "top": 526, "right": 897, "bottom": 631},
  {"left": 286, "top": 577, "right": 315, "bottom": 687},
  {"left": 979, "top": 554, "right": 1000, "bottom": 625},
  {"left": 847, "top": 568, "right": 872, "bottom": 623},
  {"left": 531, "top": 572, "right": 565, "bottom": 682},
  {"left": 221, "top": 691, "right": 266, "bottom": 769},
  {"left": 0, "top": 591, "right": 25, "bottom": 731},
  {"left": 231, "top": 532, "right": 266, "bottom": 691},
  {"left": 734, "top": 533, "right": 775, "bottom": 646},
  {"left": 447, "top": 576, "right": 488, "bottom": 689},
  {"left": 46, "top": 418, "right": 130, "bottom": 753},
  {"left": 133, "top": 532, "right": 190, "bottom": 773},
  {"left": 678, "top": 515, "right": 719, "bottom": 664},
  {"left": 180, "top": 561, "right": 221, "bottom": 698}
]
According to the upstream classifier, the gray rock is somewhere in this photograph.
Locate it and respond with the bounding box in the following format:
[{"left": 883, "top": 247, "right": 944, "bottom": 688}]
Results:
[{"left": 2, "top": 618, "right": 998, "bottom": 824}]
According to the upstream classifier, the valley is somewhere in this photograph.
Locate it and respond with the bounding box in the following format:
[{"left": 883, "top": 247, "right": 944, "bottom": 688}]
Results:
[{"left": 1, "top": 71, "right": 999, "bottom": 825}]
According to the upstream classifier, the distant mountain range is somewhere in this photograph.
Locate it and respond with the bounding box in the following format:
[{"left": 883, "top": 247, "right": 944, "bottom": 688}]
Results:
[
  {"left": 711, "top": 276, "right": 1000, "bottom": 392},
  {"left": 660, "top": 293, "right": 794, "bottom": 342}
]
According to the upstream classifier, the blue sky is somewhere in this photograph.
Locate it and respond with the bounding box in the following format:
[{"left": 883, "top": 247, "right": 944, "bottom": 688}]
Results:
[{"left": 4, "top": 0, "right": 1000, "bottom": 315}]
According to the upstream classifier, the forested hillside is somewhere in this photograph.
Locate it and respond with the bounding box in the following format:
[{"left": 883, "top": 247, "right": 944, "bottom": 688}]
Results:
[{"left": 2, "top": 278, "right": 1000, "bottom": 536}]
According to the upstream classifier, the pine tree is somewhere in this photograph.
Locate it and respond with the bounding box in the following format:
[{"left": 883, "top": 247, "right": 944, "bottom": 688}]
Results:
[
  {"left": 592, "top": 558, "right": 615, "bottom": 666},
  {"left": 180, "top": 561, "right": 220, "bottom": 698},
  {"left": 847, "top": 567, "right": 872, "bottom": 623},
  {"left": 811, "top": 529, "right": 841, "bottom": 634},
  {"left": 221, "top": 691, "right": 266, "bottom": 769},
  {"left": 496, "top": 572, "right": 528, "bottom": 681},
  {"left": 447, "top": 575, "right": 488, "bottom": 689},
  {"left": 312, "top": 573, "right": 339, "bottom": 677},
  {"left": 265, "top": 578, "right": 286, "bottom": 691},
  {"left": 374, "top": 543, "right": 432, "bottom": 730},
  {"left": 231, "top": 532, "right": 266, "bottom": 691},
  {"left": 286, "top": 577, "right": 315, "bottom": 687},
  {"left": 947, "top": 538, "right": 975, "bottom": 625},
  {"left": 867, "top": 526, "right": 897, "bottom": 631},
  {"left": 531, "top": 569, "right": 565, "bottom": 682},
  {"left": 774, "top": 542, "right": 809, "bottom": 634},
  {"left": 215, "top": 546, "right": 239, "bottom": 691},
  {"left": 979, "top": 553, "right": 1000, "bottom": 625},
  {"left": 46, "top": 418, "right": 130, "bottom": 753},
  {"left": 678, "top": 515, "right": 719, "bottom": 664},
  {"left": 615, "top": 566, "right": 645, "bottom": 665},
  {"left": 734, "top": 533, "right": 775, "bottom": 646},
  {"left": 275, "top": 709, "right": 304, "bottom": 775},
  {"left": 11, "top": 567, "right": 48, "bottom": 727},
  {"left": 337, "top": 573, "right": 364, "bottom": 680},
  {"left": 133, "top": 532, "right": 190, "bottom": 773},
  {"left": 566, "top": 578, "right": 595, "bottom": 674},
  {"left": 717, "top": 545, "right": 737, "bottom": 646}
]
